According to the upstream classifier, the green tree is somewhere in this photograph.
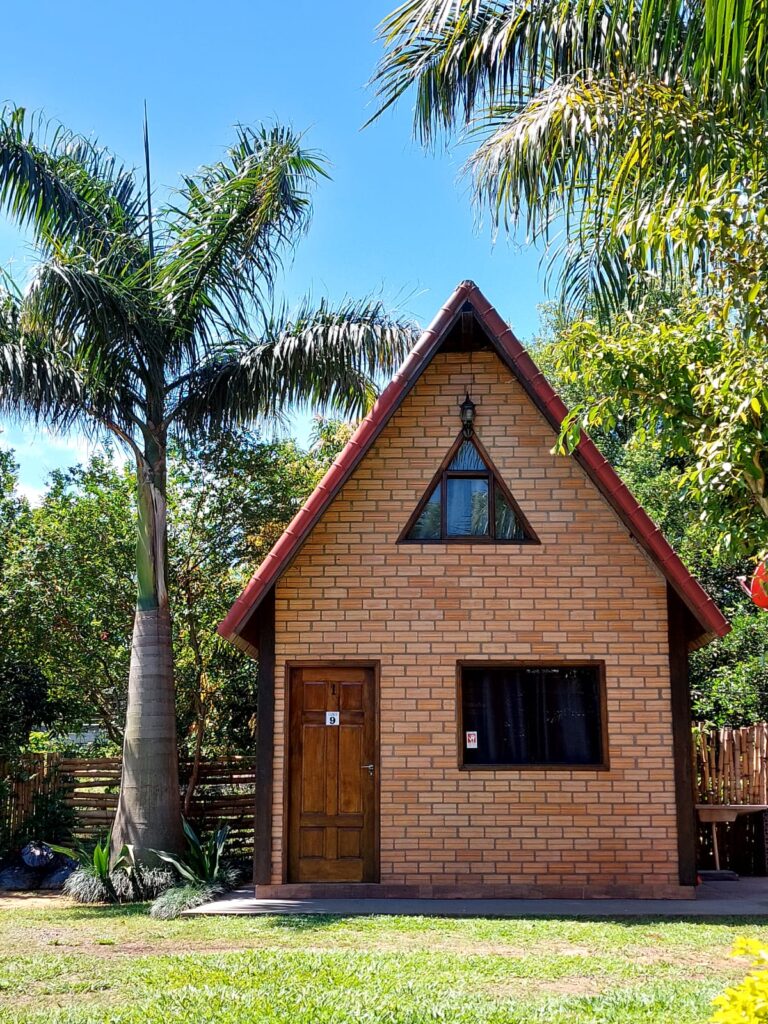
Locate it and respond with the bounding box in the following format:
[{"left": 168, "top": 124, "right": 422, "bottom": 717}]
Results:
[
  {"left": 0, "top": 423, "right": 351, "bottom": 758},
  {"left": 372, "top": 0, "right": 768, "bottom": 317},
  {"left": 4, "top": 454, "right": 134, "bottom": 743},
  {"left": 549, "top": 295, "right": 768, "bottom": 557},
  {"left": 0, "top": 448, "right": 50, "bottom": 760},
  {"left": 691, "top": 614, "right": 768, "bottom": 724},
  {"left": 536, "top": 304, "right": 768, "bottom": 726},
  {"left": 0, "top": 107, "right": 411, "bottom": 857}
]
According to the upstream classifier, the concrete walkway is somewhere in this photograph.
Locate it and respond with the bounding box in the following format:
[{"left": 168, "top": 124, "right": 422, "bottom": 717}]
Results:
[{"left": 187, "top": 877, "right": 768, "bottom": 918}]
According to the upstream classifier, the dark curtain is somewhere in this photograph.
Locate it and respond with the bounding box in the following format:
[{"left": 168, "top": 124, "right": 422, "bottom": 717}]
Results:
[
  {"left": 539, "top": 669, "right": 598, "bottom": 764},
  {"left": 462, "top": 666, "right": 602, "bottom": 766}
]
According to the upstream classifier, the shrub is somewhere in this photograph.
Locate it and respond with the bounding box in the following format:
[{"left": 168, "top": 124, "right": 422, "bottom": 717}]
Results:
[
  {"left": 154, "top": 820, "right": 231, "bottom": 884},
  {"left": 150, "top": 881, "right": 224, "bottom": 919},
  {"left": 52, "top": 833, "right": 117, "bottom": 901},
  {"left": 125, "top": 866, "right": 176, "bottom": 900},
  {"left": 150, "top": 822, "right": 240, "bottom": 918},
  {"left": 63, "top": 866, "right": 111, "bottom": 904},
  {"left": 64, "top": 864, "right": 175, "bottom": 904},
  {"left": 711, "top": 939, "right": 768, "bottom": 1022}
]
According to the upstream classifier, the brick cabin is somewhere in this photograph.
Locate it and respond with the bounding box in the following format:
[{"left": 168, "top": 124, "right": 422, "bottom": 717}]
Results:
[{"left": 219, "top": 281, "right": 730, "bottom": 900}]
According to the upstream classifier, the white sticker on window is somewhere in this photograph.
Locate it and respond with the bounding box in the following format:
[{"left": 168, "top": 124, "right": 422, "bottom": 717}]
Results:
[
  {"left": 326, "top": 712, "right": 340, "bottom": 726},
  {"left": 465, "top": 731, "right": 478, "bottom": 749}
]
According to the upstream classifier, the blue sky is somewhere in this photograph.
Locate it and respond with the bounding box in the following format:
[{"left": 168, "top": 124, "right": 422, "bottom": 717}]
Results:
[{"left": 0, "top": 0, "right": 549, "bottom": 500}]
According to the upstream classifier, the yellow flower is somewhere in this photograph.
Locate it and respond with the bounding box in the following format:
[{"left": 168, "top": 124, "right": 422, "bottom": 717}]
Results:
[{"left": 712, "top": 941, "right": 768, "bottom": 1023}]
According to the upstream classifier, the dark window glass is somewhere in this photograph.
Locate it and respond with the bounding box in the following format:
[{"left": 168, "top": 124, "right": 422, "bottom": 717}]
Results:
[
  {"left": 461, "top": 665, "right": 603, "bottom": 766},
  {"left": 494, "top": 485, "right": 526, "bottom": 541},
  {"left": 409, "top": 482, "right": 441, "bottom": 539},
  {"left": 449, "top": 441, "right": 486, "bottom": 471},
  {"left": 446, "top": 477, "right": 489, "bottom": 535}
]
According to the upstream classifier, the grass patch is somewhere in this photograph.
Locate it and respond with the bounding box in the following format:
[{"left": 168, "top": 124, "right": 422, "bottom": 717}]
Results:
[{"left": 0, "top": 901, "right": 766, "bottom": 1022}]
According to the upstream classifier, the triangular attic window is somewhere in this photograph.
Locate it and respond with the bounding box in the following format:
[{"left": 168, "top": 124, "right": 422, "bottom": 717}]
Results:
[{"left": 401, "top": 435, "right": 538, "bottom": 544}]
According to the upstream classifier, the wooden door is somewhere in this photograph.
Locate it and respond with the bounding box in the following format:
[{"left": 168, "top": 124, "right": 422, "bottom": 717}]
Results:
[{"left": 288, "top": 666, "right": 377, "bottom": 883}]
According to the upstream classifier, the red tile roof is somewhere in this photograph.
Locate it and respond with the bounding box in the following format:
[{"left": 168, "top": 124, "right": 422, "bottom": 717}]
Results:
[{"left": 219, "top": 281, "right": 729, "bottom": 650}]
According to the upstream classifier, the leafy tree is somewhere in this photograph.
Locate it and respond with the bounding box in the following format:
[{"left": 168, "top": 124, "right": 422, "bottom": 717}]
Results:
[
  {"left": 549, "top": 295, "right": 768, "bottom": 558},
  {"left": 0, "top": 449, "right": 51, "bottom": 760},
  {"left": 371, "top": 1, "right": 768, "bottom": 317},
  {"left": 0, "top": 106, "right": 411, "bottom": 856},
  {"left": 691, "top": 614, "right": 768, "bottom": 725},
  {"left": 0, "top": 662, "right": 50, "bottom": 761},
  {"left": 606, "top": 432, "right": 768, "bottom": 726},
  {"left": 536, "top": 305, "right": 768, "bottom": 726},
  {"left": 0, "top": 422, "right": 352, "bottom": 761},
  {"left": 4, "top": 454, "right": 134, "bottom": 743}
]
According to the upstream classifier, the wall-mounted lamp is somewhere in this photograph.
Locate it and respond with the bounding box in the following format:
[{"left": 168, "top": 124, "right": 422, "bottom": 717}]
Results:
[{"left": 459, "top": 392, "right": 476, "bottom": 437}]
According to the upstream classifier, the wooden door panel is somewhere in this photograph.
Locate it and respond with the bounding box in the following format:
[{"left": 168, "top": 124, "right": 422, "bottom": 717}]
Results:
[
  {"left": 288, "top": 666, "right": 376, "bottom": 883},
  {"left": 312, "top": 856, "right": 364, "bottom": 882},
  {"left": 300, "top": 726, "right": 327, "bottom": 813},
  {"left": 303, "top": 682, "right": 327, "bottom": 710},
  {"left": 338, "top": 727, "right": 363, "bottom": 814},
  {"left": 340, "top": 682, "right": 363, "bottom": 710},
  {"left": 300, "top": 827, "right": 324, "bottom": 858},
  {"left": 338, "top": 828, "right": 361, "bottom": 859}
]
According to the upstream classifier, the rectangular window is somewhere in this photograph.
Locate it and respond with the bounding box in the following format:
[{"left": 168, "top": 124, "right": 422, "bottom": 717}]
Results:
[
  {"left": 459, "top": 664, "right": 606, "bottom": 768},
  {"left": 446, "top": 477, "right": 489, "bottom": 536}
]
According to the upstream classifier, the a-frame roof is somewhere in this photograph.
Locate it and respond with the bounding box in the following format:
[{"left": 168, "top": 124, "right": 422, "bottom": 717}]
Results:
[{"left": 219, "top": 280, "right": 729, "bottom": 652}]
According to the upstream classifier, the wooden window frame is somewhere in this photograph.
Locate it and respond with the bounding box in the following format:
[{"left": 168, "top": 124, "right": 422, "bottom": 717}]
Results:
[
  {"left": 455, "top": 660, "right": 610, "bottom": 771},
  {"left": 398, "top": 430, "right": 540, "bottom": 545}
]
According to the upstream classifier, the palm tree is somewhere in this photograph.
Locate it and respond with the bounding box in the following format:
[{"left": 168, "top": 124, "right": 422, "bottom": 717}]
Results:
[
  {"left": 371, "top": 0, "right": 768, "bottom": 314},
  {"left": 0, "top": 107, "right": 411, "bottom": 857}
]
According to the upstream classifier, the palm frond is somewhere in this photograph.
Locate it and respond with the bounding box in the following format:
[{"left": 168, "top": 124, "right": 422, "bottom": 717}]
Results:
[
  {"left": 372, "top": 0, "right": 768, "bottom": 130},
  {"left": 0, "top": 277, "right": 140, "bottom": 440},
  {"left": 467, "top": 72, "right": 752, "bottom": 309},
  {"left": 371, "top": 0, "right": 687, "bottom": 139},
  {"left": 372, "top": 0, "right": 768, "bottom": 314},
  {"left": 23, "top": 244, "right": 161, "bottom": 390},
  {"left": 0, "top": 106, "right": 146, "bottom": 250},
  {"left": 0, "top": 296, "right": 88, "bottom": 433},
  {"left": 159, "top": 125, "right": 325, "bottom": 367},
  {"left": 166, "top": 297, "right": 416, "bottom": 436}
]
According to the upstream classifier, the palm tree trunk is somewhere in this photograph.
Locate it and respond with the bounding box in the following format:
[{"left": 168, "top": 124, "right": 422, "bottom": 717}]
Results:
[{"left": 112, "top": 436, "right": 184, "bottom": 858}]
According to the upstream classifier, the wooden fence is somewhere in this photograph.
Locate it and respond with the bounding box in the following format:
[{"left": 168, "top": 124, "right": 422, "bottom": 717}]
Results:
[
  {"left": 6, "top": 727, "right": 768, "bottom": 869},
  {"left": 0, "top": 753, "right": 63, "bottom": 846},
  {"left": 0, "top": 754, "right": 257, "bottom": 856},
  {"left": 693, "top": 723, "right": 768, "bottom": 806}
]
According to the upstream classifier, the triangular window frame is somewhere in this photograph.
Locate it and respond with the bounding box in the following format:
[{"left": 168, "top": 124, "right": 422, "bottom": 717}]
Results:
[{"left": 398, "top": 430, "right": 540, "bottom": 545}]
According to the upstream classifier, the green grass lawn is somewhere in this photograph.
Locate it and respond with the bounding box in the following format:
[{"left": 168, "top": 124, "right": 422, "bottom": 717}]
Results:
[{"left": 0, "top": 897, "right": 766, "bottom": 1023}]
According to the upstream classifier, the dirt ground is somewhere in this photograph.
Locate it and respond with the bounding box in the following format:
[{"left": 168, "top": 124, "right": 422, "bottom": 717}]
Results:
[{"left": 0, "top": 891, "right": 67, "bottom": 910}]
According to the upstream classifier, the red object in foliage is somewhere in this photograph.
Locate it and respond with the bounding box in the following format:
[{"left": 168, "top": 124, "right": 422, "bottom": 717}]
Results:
[{"left": 752, "top": 562, "right": 768, "bottom": 609}]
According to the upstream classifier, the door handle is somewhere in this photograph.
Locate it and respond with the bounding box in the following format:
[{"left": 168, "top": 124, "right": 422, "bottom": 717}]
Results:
[{"left": 361, "top": 763, "right": 375, "bottom": 777}]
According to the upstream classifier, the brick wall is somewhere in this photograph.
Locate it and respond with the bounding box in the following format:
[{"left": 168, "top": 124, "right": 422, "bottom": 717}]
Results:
[{"left": 271, "top": 350, "right": 685, "bottom": 897}]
